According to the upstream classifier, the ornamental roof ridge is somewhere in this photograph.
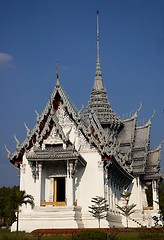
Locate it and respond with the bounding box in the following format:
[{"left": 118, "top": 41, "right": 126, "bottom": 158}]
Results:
[
  {"left": 85, "top": 110, "right": 109, "bottom": 149},
  {"left": 9, "top": 78, "right": 81, "bottom": 163},
  {"left": 136, "top": 120, "right": 151, "bottom": 129},
  {"left": 148, "top": 144, "right": 161, "bottom": 153},
  {"left": 146, "top": 145, "right": 161, "bottom": 172},
  {"left": 111, "top": 156, "right": 134, "bottom": 181},
  {"left": 136, "top": 110, "right": 155, "bottom": 129},
  {"left": 123, "top": 113, "right": 137, "bottom": 123},
  {"left": 123, "top": 102, "right": 142, "bottom": 122}
]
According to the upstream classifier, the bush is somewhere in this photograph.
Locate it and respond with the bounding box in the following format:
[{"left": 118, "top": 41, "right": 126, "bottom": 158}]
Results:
[
  {"left": 72, "top": 229, "right": 118, "bottom": 240},
  {"left": 139, "top": 231, "right": 164, "bottom": 239}
]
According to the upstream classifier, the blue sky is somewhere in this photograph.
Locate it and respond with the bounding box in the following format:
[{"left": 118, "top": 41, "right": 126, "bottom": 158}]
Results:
[{"left": 0, "top": 0, "right": 164, "bottom": 187}]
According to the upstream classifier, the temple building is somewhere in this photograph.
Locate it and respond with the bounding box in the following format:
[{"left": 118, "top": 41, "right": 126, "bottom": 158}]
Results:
[{"left": 7, "top": 12, "right": 162, "bottom": 232}]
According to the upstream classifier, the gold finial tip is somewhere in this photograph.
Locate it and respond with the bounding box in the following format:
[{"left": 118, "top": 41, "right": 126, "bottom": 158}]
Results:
[{"left": 55, "top": 62, "right": 60, "bottom": 87}]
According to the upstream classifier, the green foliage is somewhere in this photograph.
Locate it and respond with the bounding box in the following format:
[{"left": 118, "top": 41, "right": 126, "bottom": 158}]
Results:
[
  {"left": 73, "top": 229, "right": 118, "bottom": 240},
  {"left": 0, "top": 229, "right": 29, "bottom": 240},
  {"left": 139, "top": 231, "right": 164, "bottom": 239},
  {"left": 0, "top": 186, "right": 19, "bottom": 227},
  {"left": 116, "top": 190, "right": 136, "bottom": 228},
  {"left": 116, "top": 204, "right": 136, "bottom": 217},
  {"left": 0, "top": 186, "right": 34, "bottom": 229},
  {"left": 14, "top": 190, "right": 35, "bottom": 210},
  {"left": 0, "top": 229, "right": 73, "bottom": 240},
  {"left": 88, "top": 196, "right": 108, "bottom": 228},
  {"left": 117, "top": 232, "right": 140, "bottom": 240}
]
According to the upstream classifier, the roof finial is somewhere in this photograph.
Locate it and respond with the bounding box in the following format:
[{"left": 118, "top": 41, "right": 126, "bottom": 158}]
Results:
[
  {"left": 96, "top": 10, "right": 100, "bottom": 63},
  {"left": 56, "top": 62, "right": 60, "bottom": 87},
  {"left": 93, "top": 10, "right": 103, "bottom": 90}
]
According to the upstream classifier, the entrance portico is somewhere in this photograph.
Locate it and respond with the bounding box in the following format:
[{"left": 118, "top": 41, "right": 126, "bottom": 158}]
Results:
[{"left": 26, "top": 142, "right": 86, "bottom": 208}]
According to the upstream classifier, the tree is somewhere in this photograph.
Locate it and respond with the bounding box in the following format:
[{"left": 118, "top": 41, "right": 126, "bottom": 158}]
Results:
[
  {"left": 0, "top": 186, "right": 35, "bottom": 233},
  {"left": 0, "top": 186, "right": 17, "bottom": 227},
  {"left": 12, "top": 189, "right": 34, "bottom": 235},
  {"left": 116, "top": 190, "right": 136, "bottom": 228},
  {"left": 88, "top": 196, "right": 108, "bottom": 228}
]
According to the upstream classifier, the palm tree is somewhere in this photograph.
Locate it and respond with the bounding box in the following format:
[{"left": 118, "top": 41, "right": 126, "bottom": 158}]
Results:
[{"left": 12, "top": 189, "right": 34, "bottom": 235}]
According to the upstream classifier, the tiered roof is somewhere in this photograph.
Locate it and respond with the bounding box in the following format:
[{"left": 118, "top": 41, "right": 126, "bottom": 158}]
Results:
[
  {"left": 7, "top": 11, "right": 161, "bottom": 183},
  {"left": 84, "top": 12, "right": 123, "bottom": 134}
]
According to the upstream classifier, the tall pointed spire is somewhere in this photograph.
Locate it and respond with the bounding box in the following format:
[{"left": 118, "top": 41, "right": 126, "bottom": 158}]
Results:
[
  {"left": 93, "top": 10, "right": 103, "bottom": 90},
  {"left": 84, "top": 11, "right": 123, "bottom": 132}
]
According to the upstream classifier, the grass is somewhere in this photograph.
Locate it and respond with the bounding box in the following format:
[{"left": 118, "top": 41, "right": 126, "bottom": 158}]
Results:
[
  {"left": 117, "top": 232, "right": 140, "bottom": 240},
  {"left": 117, "top": 231, "right": 164, "bottom": 240},
  {"left": 0, "top": 229, "right": 72, "bottom": 240}
]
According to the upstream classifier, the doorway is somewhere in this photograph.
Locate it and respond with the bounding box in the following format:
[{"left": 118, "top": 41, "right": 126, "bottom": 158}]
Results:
[{"left": 54, "top": 177, "right": 66, "bottom": 205}]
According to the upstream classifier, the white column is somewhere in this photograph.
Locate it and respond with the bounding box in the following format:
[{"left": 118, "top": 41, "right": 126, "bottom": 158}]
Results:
[
  {"left": 35, "top": 162, "right": 42, "bottom": 206},
  {"left": 116, "top": 185, "right": 119, "bottom": 207},
  {"left": 116, "top": 186, "right": 120, "bottom": 215},
  {"left": 112, "top": 182, "right": 115, "bottom": 211},
  {"left": 104, "top": 167, "right": 109, "bottom": 202},
  {"left": 108, "top": 178, "right": 112, "bottom": 210},
  {"left": 49, "top": 177, "right": 54, "bottom": 202},
  {"left": 152, "top": 180, "right": 159, "bottom": 210},
  {"left": 66, "top": 161, "right": 74, "bottom": 206},
  {"left": 136, "top": 176, "right": 142, "bottom": 209},
  {"left": 113, "top": 183, "right": 116, "bottom": 212}
]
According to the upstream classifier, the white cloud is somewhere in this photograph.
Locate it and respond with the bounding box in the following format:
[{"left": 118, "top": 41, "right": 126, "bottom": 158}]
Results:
[
  {"left": 0, "top": 53, "right": 14, "bottom": 69},
  {"left": 0, "top": 53, "right": 13, "bottom": 62}
]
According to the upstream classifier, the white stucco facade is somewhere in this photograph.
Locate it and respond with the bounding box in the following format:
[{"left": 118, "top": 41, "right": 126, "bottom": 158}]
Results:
[
  {"left": 10, "top": 102, "right": 161, "bottom": 232},
  {"left": 9, "top": 12, "right": 162, "bottom": 233}
]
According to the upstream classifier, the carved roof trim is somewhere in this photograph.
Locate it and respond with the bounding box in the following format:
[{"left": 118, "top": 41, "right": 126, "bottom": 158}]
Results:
[
  {"left": 26, "top": 144, "right": 87, "bottom": 166},
  {"left": 123, "top": 112, "right": 138, "bottom": 122},
  {"left": 147, "top": 144, "right": 161, "bottom": 167},
  {"left": 111, "top": 156, "right": 133, "bottom": 181}
]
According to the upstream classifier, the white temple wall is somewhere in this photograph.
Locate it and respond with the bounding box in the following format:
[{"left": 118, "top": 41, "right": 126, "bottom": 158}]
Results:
[
  {"left": 44, "top": 177, "right": 50, "bottom": 202},
  {"left": 19, "top": 155, "right": 39, "bottom": 209},
  {"left": 76, "top": 151, "right": 104, "bottom": 212},
  {"left": 129, "top": 177, "right": 142, "bottom": 209},
  {"left": 152, "top": 180, "right": 159, "bottom": 210}
]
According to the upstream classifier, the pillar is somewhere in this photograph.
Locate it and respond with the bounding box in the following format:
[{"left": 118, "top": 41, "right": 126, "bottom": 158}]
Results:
[
  {"left": 104, "top": 165, "right": 109, "bottom": 202},
  {"left": 35, "top": 162, "right": 42, "bottom": 206},
  {"left": 108, "top": 178, "right": 112, "bottom": 210},
  {"left": 66, "top": 161, "right": 74, "bottom": 206},
  {"left": 49, "top": 177, "right": 54, "bottom": 202},
  {"left": 152, "top": 180, "right": 159, "bottom": 210}
]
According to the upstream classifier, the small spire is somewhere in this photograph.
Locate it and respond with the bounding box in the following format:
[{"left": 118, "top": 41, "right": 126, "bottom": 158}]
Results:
[
  {"left": 93, "top": 10, "right": 103, "bottom": 90},
  {"left": 56, "top": 62, "right": 60, "bottom": 87}
]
